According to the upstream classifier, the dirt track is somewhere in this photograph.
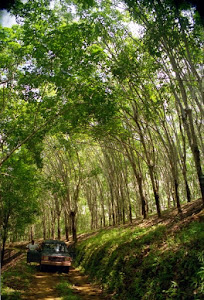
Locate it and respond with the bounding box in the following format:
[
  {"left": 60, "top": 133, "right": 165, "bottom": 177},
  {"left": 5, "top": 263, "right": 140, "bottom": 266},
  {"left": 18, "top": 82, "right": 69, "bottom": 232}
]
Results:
[
  {"left": 20, "top": 266, "right": 109, "bottom": 300},
  {"left": 21, "top": 269, "right": 62, "bottom": 300},
  {"left": 68, "top": 267, "right": 109, "bottom": 300},
  {"left": 2, "top": 247, "right": 110, "bottom": 300},
  {"left": 5, "top": 200, "right": 202, "bottom": 299}
]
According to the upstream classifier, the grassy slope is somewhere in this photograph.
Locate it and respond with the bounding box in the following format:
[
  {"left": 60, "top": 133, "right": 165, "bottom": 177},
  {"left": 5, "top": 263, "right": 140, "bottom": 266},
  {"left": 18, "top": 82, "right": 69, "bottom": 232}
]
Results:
[
  {"left": 1, "top": 259, "right": 35, "bottom": 300},
  {"left": 74, "top": 200, "right": 204, "bottom": 300}
]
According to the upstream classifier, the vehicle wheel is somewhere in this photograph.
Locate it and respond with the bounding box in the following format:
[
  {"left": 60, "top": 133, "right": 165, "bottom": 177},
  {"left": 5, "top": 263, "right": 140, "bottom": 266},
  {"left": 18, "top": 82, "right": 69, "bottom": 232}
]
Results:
[
  {"left": 64, "top": 266, "right": 69, "bottom": 273},
  {"left": 40, "top": 264, "right": 45, "bottom": 272}
]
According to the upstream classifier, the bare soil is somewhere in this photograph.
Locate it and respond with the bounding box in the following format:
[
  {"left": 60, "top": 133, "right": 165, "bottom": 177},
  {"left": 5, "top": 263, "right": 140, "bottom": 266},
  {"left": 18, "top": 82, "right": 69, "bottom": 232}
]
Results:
[
  {"left": 68, "top": 267, "right": 110, "bottom": 300},
  {"left": 19, "top": 265, "right": 109, "bottom": 300},
  {"left": 21, "top": 268, "right": 62, "bottom": 300}
]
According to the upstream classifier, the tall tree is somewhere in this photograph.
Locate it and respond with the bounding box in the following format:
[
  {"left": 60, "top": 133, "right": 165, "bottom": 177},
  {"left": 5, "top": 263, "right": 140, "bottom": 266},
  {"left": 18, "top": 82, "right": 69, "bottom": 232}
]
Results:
[{"left": 0, "top": 147, "right": 40, "bottom": 263}]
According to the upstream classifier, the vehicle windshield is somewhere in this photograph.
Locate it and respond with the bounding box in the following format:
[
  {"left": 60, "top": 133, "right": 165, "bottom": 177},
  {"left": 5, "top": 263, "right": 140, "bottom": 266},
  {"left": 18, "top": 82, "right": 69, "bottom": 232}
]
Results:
[{"left": 42, "top": 243, "right": 69, "bottom": 253}]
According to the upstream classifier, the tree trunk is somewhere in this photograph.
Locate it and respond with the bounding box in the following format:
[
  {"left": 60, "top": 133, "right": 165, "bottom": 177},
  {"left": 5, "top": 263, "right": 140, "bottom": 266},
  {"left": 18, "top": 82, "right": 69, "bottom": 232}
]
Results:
[
  {"left": 30, "top": 226, "right": 34, "bottom": 241},
  {"left": 1, "top": 231, "right": 7, "bottom": 265},
  {"left": 57, "top": 213, "right": 61, "bottom": 240},
  {"left": 148, "top": 166, "right": 161, "bottom": 217},
  {"left": 122, "top": 207, "right": 125, "bottom": 225},
  {"left": 50, "top": 209, "right": 56, "bottom": 239},
  {"left": 101, "top": 203, "right": 106, "bottom": 227},
  {"left": 42, "top": 215, "right": 46, "bottom": 240},
  {"left": 51, "top": 221, "right": 55, "bottom": 239},
  {"left": 70, "top": 211, "right": 77, "bottom": 242},
  {"left": 164, "top": 45, "right": 204, "bottom": 203},
  {"left": 110, "top": 190, "right": 115, "bottom": 226},
  {"left": 182, "top": 170, "right": 191, "bottom": 203},
  {"left": 174, "top": 179, "right": 182, "bottom": 214},
  {"left": 64, "top": 211, "right": 69, "bottom": 241},
  {"left": 1, "top": 213, "right": 10, "bottom": 265}
]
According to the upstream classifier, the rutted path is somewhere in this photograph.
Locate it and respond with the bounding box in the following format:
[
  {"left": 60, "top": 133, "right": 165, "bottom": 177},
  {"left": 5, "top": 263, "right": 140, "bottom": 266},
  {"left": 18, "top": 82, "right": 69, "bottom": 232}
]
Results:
[
  {"left": 2, "top": 245, "right": 110, "bottom": 300},
  {"left": 20, "top": 266, "right": 110, "bottom": 300},
  {"left": 68, "top": 267, "right": 109, "bottom": 300},
  {"left": 2, "top": 241, "right": 111, "bottom": 300},
  {"left": 21, "top": 269, "right": 62, "bottom": 300}
]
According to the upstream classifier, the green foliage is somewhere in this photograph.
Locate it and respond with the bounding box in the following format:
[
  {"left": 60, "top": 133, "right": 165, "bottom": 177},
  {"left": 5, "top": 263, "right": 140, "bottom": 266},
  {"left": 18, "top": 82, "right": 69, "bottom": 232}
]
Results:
[
  {"left": 74, "top": 221, "right": 204, "bottom": 299},
  {"left": 0, "top": 147, "right": 40, "bottom": 244},
  {"left": 1, "top": 289, "right": 21, "bottom": 300},
  {"left": 2, "top": 259, "right": 35, "bottom": 299},
  {"left": 56, "top": 281, "right": 80, "bottom": 300}
]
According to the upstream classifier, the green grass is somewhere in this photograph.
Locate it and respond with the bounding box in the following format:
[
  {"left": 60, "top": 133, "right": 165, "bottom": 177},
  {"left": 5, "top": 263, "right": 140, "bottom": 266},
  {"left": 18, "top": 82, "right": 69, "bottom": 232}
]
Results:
[
  {"left": 1, "top": 259, "right": 36, "bottom": 300},
  {"left": 56, "top": 281, "right": 80, "bottom": 300},
  {"left": 74, "top": 221, "right": 204, "bottom": 299}
]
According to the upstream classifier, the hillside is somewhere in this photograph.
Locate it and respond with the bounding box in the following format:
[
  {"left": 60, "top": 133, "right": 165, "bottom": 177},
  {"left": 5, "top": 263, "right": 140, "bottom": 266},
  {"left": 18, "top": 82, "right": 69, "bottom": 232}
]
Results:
[{"left": 73, "top": 199, "right": 204, "bottom": 300}]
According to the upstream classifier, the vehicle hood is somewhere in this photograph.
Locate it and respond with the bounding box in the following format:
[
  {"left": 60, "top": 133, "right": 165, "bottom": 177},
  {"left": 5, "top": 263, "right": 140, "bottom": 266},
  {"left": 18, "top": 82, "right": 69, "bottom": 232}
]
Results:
[{"left": 41, "top": 251, "right": 71, "bottom": 257}]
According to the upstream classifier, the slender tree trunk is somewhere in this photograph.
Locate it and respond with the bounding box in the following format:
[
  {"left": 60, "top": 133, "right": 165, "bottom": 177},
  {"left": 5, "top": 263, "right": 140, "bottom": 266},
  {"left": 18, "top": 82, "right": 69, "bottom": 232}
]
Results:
[
  {"left": 108, "top": 197, "right": 112, "bottom": 226},
  {"left": 97, "top": 180, "right": 106, "bottom": 227},
  {"left": 174, "top": 179, "right": 182, "bottom": 213},
  {"left": 91, "top": 212, "right": 94, "bottom": 230},
  {"left": 123, "top": 144, "right": 147, "bottom": 219},
  {"left": 148, "top": 166, "right": 161, "bottom": 217},
  {"left": 101, "top": 203, "right": 106, "bottom": 227},
  {"left": 178, "top": 113, "right": 192, "bottom": 203},
  {"left": 51, "top": 220, "right": 55, "bottom": 240},
  {"left": 136, "top": 173, "right": 147, "bottom": 219},
  {"left": 1, "top": 232, "right": 7, "bottom": 265},
  {"left": 1, "top": 213, "right": 10, "bottom": 265},
  {"left": 164, "top": 44, "right": 204, "bottom": 203},
  {"left": 122, "top": 207, "right": 125, "bottom": 225},
  {"left": 57, "top": 213, "right": 61, "bottom": 240},
  {"left": 133, "top": 115, "right": 161, "bottom": 217},
  {"left": 110, "top": 189, "right": 115, "bottom": 226},
  {"left": 64, "top": 211, "right": 69, "bottom": 241},
  {"left": 30, "top": 226, "right": 34, "bottom": 241},
  {"left": 70, "top": 211, "right": 77, "bottom": 242},
  {"left": 43, "top": 216, "right": 46, "bottom": 240},
  {"left": 95, "top": 195, "right": 98, "bottom": 229},
  {"left": 182, "top": 169, "right": 191, "bottom": 203}
]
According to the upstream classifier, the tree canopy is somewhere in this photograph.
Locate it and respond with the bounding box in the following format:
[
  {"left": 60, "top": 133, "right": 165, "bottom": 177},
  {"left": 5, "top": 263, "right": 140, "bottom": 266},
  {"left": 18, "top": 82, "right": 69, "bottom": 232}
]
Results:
[{"left": 0, "top": 0, "right": 203, "bottom": 254}]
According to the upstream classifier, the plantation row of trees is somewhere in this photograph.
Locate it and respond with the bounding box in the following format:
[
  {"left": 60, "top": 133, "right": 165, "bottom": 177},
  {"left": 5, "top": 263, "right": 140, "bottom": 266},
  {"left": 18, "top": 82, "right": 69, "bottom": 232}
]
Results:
[{"left": 0, "top": 0, "right": 203, "bottom": 258}]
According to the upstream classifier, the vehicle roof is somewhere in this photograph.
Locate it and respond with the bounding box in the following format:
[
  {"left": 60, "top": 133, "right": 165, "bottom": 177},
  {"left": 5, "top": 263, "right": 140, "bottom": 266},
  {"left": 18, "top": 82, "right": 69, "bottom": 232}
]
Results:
[{"left": 42, "top": 239, "right": 66, "bottom": 244}]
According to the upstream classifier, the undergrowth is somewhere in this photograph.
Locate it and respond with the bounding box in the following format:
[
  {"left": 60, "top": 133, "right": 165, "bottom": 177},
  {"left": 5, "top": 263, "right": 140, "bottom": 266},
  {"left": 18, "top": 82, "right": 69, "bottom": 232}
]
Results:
[
  {"left": 1, "top": 259, "right": 35, "bottom": 300},
  {"left": 56, "top": 281, "right": 80, "bottom": 300},
  {"left": 74, "top": 221, "right": 204, "bottom": 299}
]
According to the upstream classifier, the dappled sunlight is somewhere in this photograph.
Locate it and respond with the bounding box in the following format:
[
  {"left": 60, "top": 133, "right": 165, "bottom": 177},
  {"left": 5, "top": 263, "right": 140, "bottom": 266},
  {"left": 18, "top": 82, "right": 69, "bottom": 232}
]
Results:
[
  {"left": 21, "top": 271, "right": 64, "bottom": 300},
  {"left": 74, "top": 200, "right": 204, "bottom": 299},
  {"left": 16, "top": 265, "right": 108, "bottom": 300},
  {"left": 68, "top": 268, "right": 108, "bottom": 300},
  {"left": 2, "top": 253, "right": 25, "bottom": 272}
]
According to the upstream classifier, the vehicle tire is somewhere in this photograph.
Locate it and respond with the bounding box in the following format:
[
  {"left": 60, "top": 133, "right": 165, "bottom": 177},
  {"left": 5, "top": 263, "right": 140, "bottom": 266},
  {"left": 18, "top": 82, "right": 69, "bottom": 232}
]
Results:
[
  {"left": 64, "top": 266, "right": 69, "bottom": 273},
  {"left": 40, "top": 264, "right": 45, "bottom": 272}
]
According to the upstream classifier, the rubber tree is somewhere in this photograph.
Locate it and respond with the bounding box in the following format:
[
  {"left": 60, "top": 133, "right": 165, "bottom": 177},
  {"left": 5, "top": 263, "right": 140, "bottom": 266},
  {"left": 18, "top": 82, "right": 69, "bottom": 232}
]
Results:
[
  {"left": 123, "top": 0, "right": 204, "bottom": 203},
  {"left": 0, "top": 147, "right": 40, "bottom": 263}
]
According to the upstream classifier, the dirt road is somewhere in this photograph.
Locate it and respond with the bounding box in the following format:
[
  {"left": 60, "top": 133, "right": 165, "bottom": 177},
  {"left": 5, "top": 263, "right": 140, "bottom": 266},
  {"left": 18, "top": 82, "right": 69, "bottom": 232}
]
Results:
[
  {"left": 68, "top": 268, "right": 109, "bottom": 300},
  {"left": 20, "top": 266, "right": 110, "bottom": 300},
  {"left": 21, "top": 269, "right": 62, "bottom": 300},
  {"left": 2, "top": 246, "right": 110, "bottom": 300}
]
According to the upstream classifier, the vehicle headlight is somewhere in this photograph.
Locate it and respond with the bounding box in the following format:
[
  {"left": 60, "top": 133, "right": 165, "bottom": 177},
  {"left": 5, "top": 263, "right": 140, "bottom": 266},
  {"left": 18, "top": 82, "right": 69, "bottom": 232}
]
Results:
[
  {"left": 65, "top": 256, "right": 72, "bottom": 262},
  {"left": 41, "top": 255, "right": 49, "bottom": 260}
]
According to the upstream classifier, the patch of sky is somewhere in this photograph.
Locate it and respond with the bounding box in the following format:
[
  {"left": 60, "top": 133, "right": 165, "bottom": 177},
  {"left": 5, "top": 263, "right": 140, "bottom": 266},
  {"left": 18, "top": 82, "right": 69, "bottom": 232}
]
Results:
[
  {"left": 181, "top": 8, "right": 196, "bottom": 27},
  {"left": 127, "top": 21, "right": 145, "bottom": 38},
  {"left": 110, "top": 0, "right": 145, "bottom": 38},
  {"left": 0, "top": 10, "right": 17, "bottom": 27},
  {"left": 0, "top": 0, "right": 28, "bottom": 27}
]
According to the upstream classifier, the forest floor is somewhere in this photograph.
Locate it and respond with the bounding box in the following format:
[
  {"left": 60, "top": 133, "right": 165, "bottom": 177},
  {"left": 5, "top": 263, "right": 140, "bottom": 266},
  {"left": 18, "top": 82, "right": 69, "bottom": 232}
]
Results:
[
  {"left": 2, "top": 254, "right": 109, "bottom": 300},
  {"left": 20, "top": 264, "right": 109, "bottom": 300},
  {"left": 1, "top": 198, "right": 203, "bottom": 300}
]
